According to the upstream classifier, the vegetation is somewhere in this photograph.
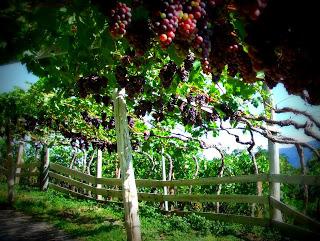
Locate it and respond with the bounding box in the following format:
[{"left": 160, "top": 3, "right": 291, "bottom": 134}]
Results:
[{"left": 0, "top": 183, "right": 281, "bottom": 241}]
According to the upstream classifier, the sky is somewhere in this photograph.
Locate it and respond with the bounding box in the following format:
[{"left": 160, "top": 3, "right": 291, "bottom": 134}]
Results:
[
  {"left": 1, "top": 62, "right": 320, "bottom": 159},
  {"left": 0, "top": 63, "right": 38, "bottom": 92}
]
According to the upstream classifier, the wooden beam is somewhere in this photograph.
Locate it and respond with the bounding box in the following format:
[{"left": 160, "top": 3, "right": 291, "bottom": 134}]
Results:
[
  {"left": 271, "top": 220, "right": 320, "bottom": 240},
  {"left": 50, "top": 163, "right": 96, "bottom": 184},
  {"left": 269, "top": 196, "right": 320, "bottom": 232},
  {"left": 49, "top": 171, "right": 95, "bottom": 192},
  {"left": 170, "top": 210, "right": 269, "bottom": 226},
  {"left": 270, "top": 174, "right": 320, "bottom": 186},
  {"left": 48, "top": 183, "right": 96, "bottom": 200},
  {"left": 96, "top": 177, "right": 122, "bottom": 186},
  {"left": 138, "top": 193, "right": 268, "bottom": 204}
]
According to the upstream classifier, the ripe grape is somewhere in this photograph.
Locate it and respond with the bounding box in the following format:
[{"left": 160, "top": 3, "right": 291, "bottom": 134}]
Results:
[{"left": 109, "top": 2, "right": 132, "bottom": 38}]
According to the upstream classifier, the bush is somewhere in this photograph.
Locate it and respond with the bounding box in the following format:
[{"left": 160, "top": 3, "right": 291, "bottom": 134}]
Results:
[
  {"left": 186, "top": 213, "right": 211, "bottom": 234},
  {"left": 168, "top": 215, "right": 190, "bottom": 232}
]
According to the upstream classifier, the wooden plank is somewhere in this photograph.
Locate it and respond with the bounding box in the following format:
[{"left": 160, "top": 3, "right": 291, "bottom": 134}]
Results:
[
  {"left": 270, "top": 174, "right": 320, "bottom": 186},
  {"left": 170, "top": 211, "right": 269, "bottom": 227},
  {"left": 48, "top": 183, "right": 96, "bottom": 200},
  {"left": 95, "top": 188, "right": 122, "bottom": 198},
  {"left": 15, "top": 172, "right": 39, "bottom": 177},
  {"left": 135, "top": 174, "right": 268, "bottom": 188},
  {"left": 16, "top": 163, "right": 39, "bottom": 169},
  {"left": 270, "top": 196, "right": 320, "bottom": 232},
  {"left": 96, "top": 177, "right": 122, "bottom": 186},
  {"left": 138, "top": 193, "right": 268, "bottom": 204},
  {"left": 50, "top": 163, "right": 96, "bottom": 184},
  {"left": 138, "top": 193, "right": 164, "bottom": 202},
  {"left": 271, "top": 220, "right": 320, "bottom": 240},
  {"left": 49, "top": 171, "right": 95, "bottom": 192}
]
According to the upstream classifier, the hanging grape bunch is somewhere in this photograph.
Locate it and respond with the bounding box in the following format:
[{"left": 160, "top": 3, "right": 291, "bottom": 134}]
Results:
[
  {"left": 77, "top": 75, "right": 108, "bottom": 98},
  {"left": 151, "top": 0, "right": 182, "bottom": 48},
  {"left": 109, "top": 2, "right": 132, "bottom": 38},
  {"left": 178, "top": 52, "right": 195, "bottom": 82},
  {"left": 88, "top": 0, "right": 320, "bottom": 104},
  {"left": 159, "top": 61, "right": 178, "bottom": 88}
]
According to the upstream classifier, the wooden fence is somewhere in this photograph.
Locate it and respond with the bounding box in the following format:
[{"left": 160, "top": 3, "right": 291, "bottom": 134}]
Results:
[{"left": 9, "top": 162, "right": 320, "bottom": 239}]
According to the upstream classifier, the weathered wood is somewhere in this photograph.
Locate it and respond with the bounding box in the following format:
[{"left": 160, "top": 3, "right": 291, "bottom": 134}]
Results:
[
  {"left": 96, "top": 149, "right": 102, "bottom": 200},
  {"left": 40, "top": 146, "right": 50, "bottom": 190},
  {"left": 50, "top": 163, "right": 96, "bottom": 184},
  {"left": 138, "top": 193, "right": 268, "bottom": 204},
  {"left": 95, "top": 188, "right": 122, "bottom": 198},
  {"left": 265, "top": 84, "right": 282, "bottom": 222},
  {"left": 170, "top": 210, "right": 269, "bottom": 226},
  {"left": 135, "top": 174, "right": 268, "bottom": 187},
  {"left": 49, "top": 171, "right": 95, "bottom": 192},
  {"left": 270, "top": 174, "right": 320, "bottom": 186},
  {"left": 161, "top": 147, "right": 168, "bottom": 211},
  {"left": 15, "top": 142, "right": 25, "bottom": 184},
  {"left": 15, "top": 172, "right": 40, "bottom": 177},
  {"left": 163, "top": 174, "right": 268, "bottom": 187},
  {"left": 96, "top": 177, "right": 122, "bottom": 186},
  {"left": 271, "top": 220, "right": 320, "bottom": 240},
  {"left": 269, "top": 196, "right": 320, "bottom": 232},
  {"left": 5, "top": 125, "right": 15, "bottom": 205},
  {"left": 16, "top": 163, "right": 39, "bottom": 169},
  {"left": 49, "top": 183, "right": 96, "bottom": 200},
  {"left": 113, "top": 88, "right": 141, "bottom": 241}
]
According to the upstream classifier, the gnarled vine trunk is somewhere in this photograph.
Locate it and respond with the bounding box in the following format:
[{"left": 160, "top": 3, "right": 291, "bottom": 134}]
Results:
[{"left": 113, "top": 89, "right": 141, "bottom": 241}]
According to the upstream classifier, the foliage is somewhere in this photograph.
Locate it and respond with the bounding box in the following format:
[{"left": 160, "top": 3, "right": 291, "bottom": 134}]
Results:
[{"left": 0, "top": 183, "right": 283, "bottom": 241}]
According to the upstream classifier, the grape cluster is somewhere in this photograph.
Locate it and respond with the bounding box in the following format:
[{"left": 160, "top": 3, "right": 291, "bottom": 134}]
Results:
[
  {"left": 151, "top": 0, "right": 182, "bottom": 48},
  {"left": 109, "top": 2, "right": 132, "bottom": 38},
  {"left": 93, "top": 94, "right": 112, "bottom": 106},
  {"left": 208, "top": 20, "right": 255, "bottom": 82},
  {"left": 77, "top": 74, "right": 108, "bottom": 98},
  {"left": 178, "top": 52, "right": 195, "bottom": 81},
  {"left": 159, "top": 61, "right": 178, "bottom": 88},
  {"left": 101, "top": 117, "right": 115, "bottom": 130},
  {"left": 127, "top": 116, "right": 135, "bottom": 128},
  {"left": 115, "top": 65, "right": 145, "bottom": 98},
  {"left": 59, "top": 123, "right": 115, "bottom": 152},
  {"left": 237, "top": 0, "right": 320, "bottom": 103},
  {"left": 126, "top": 20, "right": 154, "bottom": 56},
  {"left": 134, "top": 100, "right": 153, "bottom": 117},
  {"left": 80, "top": 111, "right": 102, "bottom": 129},
  {"left": 91, "top": 0, "right": 320, "bottom": 104},
  {"left": 127, "top": 75, "right": 145, "bottom": 99},
  {"left": 92, "top": 140, "right": 117, "bottom": 153},
  {"left": 233, "top": 0, "right": 268, "bottom": 21}
]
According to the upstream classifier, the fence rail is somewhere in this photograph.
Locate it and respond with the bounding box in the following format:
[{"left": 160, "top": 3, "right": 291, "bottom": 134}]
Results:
[
  {"left": 12, "top": 162, "right": 320, "bottom": 237},
  {"left": 50, "top": 163, "right": 320, "bottom": 187}
]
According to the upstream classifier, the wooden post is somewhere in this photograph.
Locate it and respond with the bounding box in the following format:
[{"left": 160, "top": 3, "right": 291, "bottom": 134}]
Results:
[
  {"left": 264, "top": 85, "right": 283, "bottom": 222},
  {"left": 96, "top": 149, "right": 102, "bottom": 200},
  {"left": 40, "top": 146, "right": 50, "bottom": 191},
  {"left": 5, "top": 125, "right": 15, "bottom": 205},
  {"left": 161, "top": 147, "right": 169, "bottom": 211},
  {"left": 15, "top": 141, "right": 25, "bottom": 184},
  {"left": 113, "top": 88, "right": 141, "bottom": 241}
]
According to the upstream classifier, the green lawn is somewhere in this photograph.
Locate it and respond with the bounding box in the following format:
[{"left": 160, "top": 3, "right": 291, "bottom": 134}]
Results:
[{"left": 0, "top": 183, "right": 281, "bottom": 241}]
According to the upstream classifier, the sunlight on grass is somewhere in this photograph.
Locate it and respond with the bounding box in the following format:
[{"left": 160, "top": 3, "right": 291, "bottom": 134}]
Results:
[{"left": 0, "top": 183, "right": 280, "bottom": 241}]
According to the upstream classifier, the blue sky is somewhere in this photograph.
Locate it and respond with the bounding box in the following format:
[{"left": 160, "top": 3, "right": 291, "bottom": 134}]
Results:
[{"left": 0, "top": 63, "right": 38, "bottom": 92}]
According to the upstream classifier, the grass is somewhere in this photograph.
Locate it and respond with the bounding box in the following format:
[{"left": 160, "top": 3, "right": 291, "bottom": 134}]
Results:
[{"left": 0, "top": 183, "right": 281, "bottom": 241}]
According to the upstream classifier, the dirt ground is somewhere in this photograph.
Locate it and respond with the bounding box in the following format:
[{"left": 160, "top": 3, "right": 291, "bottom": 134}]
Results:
[{"left": 0, "top": 207, "right": 78, "bottom": 241}]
